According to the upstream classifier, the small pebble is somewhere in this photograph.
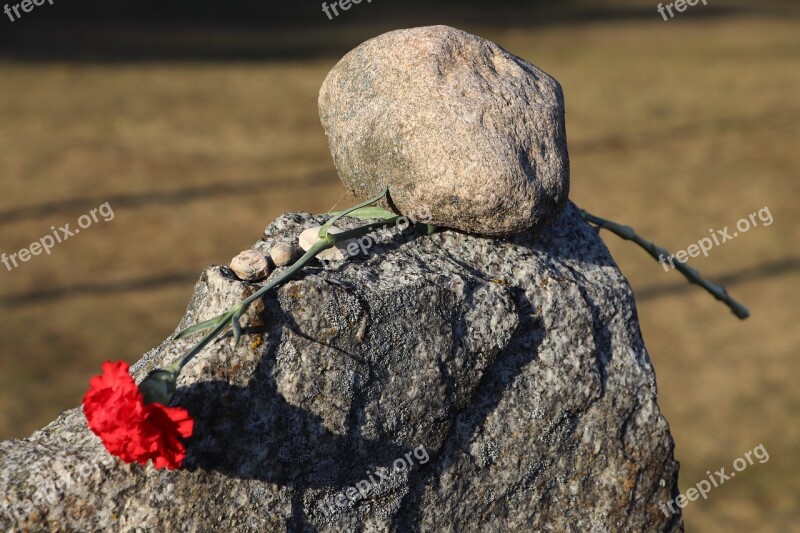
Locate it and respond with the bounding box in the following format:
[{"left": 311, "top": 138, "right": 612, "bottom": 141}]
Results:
[
  {"left": 230, "top": 250, "right": 270, "bottom": 281},
  {"left": 270, "top": 242, "right": 297, "bottom": 267},
  {"left": 298, "top": 225, "right": 353, "bottom": 262}
]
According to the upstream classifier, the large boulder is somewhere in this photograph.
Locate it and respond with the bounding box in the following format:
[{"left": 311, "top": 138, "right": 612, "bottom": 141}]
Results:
[
  {"left": 319, "top": 25, "right": 571, "bottom": 236},
  {"left": 0, "top": 204, "right": 681, "bottom": 532}
]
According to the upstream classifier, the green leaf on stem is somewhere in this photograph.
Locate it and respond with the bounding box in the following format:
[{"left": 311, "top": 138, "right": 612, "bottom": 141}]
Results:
[
  {"left": 320, "top": 187, "right": 389, "bottom": 239},
  {"left": 174, "top": 313, "right": 229, "bottom": 340},
  {"left": 327, "top": 206, "right": 397, "bottom": 221}
]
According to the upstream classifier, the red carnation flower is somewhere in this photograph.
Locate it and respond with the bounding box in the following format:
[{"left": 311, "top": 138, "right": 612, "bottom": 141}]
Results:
[{"left": 83, "top": 360, "right": 194, "bottom": 470}]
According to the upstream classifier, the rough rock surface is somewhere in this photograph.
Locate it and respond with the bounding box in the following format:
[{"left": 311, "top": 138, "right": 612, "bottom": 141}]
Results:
[
  {"left": 319, "top": 25, "right": 570, "bottom": 236},
  {"left": 0, "top": 203, "right": 681, "bottom": 532}
]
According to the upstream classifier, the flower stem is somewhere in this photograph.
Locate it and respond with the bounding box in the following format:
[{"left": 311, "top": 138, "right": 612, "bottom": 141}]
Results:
[
  {"left": 240, "top": 239, "right": 331, "bottom": 309},
  {"left": 165, "top": 189, "right": 403, "bottom": 378},
  {"left": 577, "top": 208, "right": 749, "bottom": 320},
  {"left": 330, "top": 217, "right": 401, "bottom": 242}
]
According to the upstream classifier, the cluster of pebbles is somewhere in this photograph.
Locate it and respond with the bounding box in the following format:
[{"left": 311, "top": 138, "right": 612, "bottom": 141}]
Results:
[
  {"left": 229, "top": 226, "right": 348, "bottom": 281},
  {"left": 229, "top": 242, "right": 298, "bottom": 282}
]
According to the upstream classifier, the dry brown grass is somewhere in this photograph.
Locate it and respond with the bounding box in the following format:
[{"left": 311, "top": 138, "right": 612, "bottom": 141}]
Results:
[{"left": 0, "top": 9, "right": 798, "bottom": 531}]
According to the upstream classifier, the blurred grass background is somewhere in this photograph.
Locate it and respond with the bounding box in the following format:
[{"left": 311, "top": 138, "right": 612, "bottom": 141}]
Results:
[{"left": 0, "top": 0, "right": 797, "bottom": 530}]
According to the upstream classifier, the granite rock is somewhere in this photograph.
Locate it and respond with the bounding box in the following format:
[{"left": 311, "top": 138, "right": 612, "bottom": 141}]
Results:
[{"left": 0, "top": 204, "right": 681, "bottom": 532}]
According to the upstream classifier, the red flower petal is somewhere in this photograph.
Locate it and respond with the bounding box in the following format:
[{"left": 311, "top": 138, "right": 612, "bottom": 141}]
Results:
[{"left": 82, "top": 360, "right": 194, "bottom": 470}]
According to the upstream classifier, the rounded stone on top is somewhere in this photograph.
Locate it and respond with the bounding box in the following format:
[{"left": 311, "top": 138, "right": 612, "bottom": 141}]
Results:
[{"left": 319, "top": 25, "right": 570, "bottom": 236}]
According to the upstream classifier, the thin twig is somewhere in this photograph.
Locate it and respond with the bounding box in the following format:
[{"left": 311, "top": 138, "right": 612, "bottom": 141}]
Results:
[{"left": 577, "top": 208, "right": 749, "bottom": 320}]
